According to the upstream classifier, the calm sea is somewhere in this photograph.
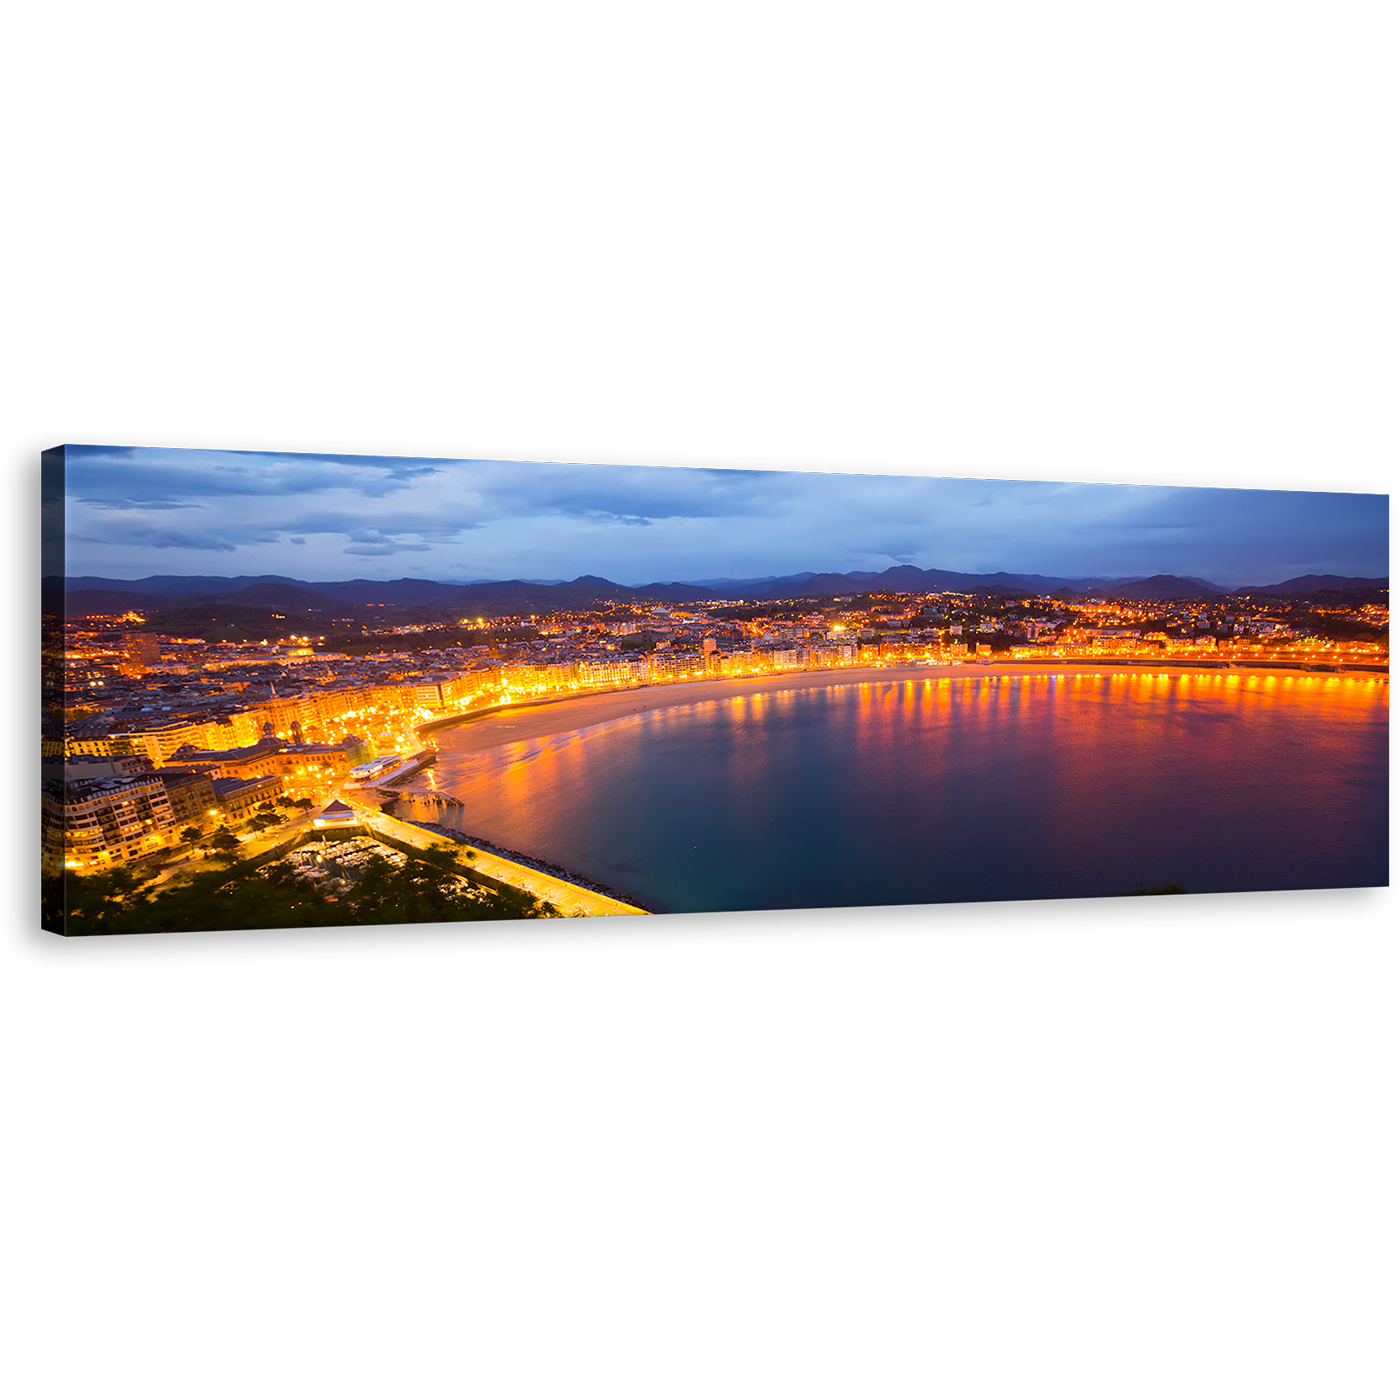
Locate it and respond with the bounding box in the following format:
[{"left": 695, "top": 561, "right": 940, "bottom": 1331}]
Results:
[{"left": 402, "top": 673, "right": 1389, "bottom": 913}]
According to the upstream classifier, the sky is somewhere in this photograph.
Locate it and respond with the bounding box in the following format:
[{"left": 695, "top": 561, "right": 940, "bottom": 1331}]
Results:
[{"left": 51, "top": 445, "right": 1389, "bottom": 588}]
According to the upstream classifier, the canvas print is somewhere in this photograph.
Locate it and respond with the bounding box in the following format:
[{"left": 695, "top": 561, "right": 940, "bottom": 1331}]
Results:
[{"left": 41, "top": 445, "right": 1388, "bottom": 935}]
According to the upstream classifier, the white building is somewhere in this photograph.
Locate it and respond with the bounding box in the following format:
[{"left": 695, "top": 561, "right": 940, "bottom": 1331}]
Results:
[
  {"left": 313, "top": 799, "right": 360, "bottom": 829},
  {"left": 349, "top": 755, "right": 403, "bottom": 783}
]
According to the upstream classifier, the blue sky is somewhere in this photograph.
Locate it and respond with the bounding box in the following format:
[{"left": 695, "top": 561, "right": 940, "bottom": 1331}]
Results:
[{"left": 55, "top": 445, "right": 1388, "bottom": 588}]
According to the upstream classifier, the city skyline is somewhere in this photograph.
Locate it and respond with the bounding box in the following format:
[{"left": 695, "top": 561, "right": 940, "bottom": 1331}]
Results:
[{"left": 54, "top": 445, "right": 1389, "bottom": 589}]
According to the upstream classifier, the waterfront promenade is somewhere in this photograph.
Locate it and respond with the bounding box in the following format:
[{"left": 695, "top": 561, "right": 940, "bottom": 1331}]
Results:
[
  {"left": 414, "top": 660, "right": 1388, "bottom": 760},
  {"left": 339, "top": 791, "right": 649, "bottom": 919}
]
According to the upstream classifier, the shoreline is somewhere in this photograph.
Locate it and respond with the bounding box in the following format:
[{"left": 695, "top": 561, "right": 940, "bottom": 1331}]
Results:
[
  {"left": 413, "top": 659, "right": 1388, "bottom": 760},
  {"left": 390, "top": 658, "right": 1387, "bottom": 913}
]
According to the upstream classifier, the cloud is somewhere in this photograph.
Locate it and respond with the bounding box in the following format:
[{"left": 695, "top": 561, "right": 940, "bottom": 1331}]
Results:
[
  {"left": 596, "top": 514, "right": 653, "bottom": 528},
  {"left": 68, "top": 444, "right": 137, "bottom": 458},
  {"left": 341, "top": 527, "right": 435, "bottom": 556},
  {"left": 858, "top": 535, "right": 930, "bottom": 559},
  {"left": 242, "top": 508, "right": 483, "bottom": 541},
  {"left": 61, "top": 446, "right": 450, "bottom": 507},
  {"left": 82, "top": 498, "right": 196, "bottom": 511},
  {"left": 424, "top": 460, "right": 797, "bottom": 525},
  {"left": 71, "top": 524, "right": 237, "bottom": 552},
  {"left": 233, "top": 452, "right": 448, "bottom": 485},
  {"left": 418, "top": 528, "right": 481, "bottom": 543}
]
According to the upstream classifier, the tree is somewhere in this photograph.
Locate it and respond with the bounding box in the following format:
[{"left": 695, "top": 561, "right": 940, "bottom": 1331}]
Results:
[
  {"left": 49, "top": 839, "right": 557, "bottom": 935},
  {"left": 248, "top": 811, "right": 285, "bottom": 833},
  {"left": 208, "top": 828, "right": 242, "bottom": 862},
  {"left": 117, "top": 856, "right": 333, "bottom": 935},
  {"left": 40, "top": 875, "right": 63, "bottom": 933},
  {"left": 43, "top": 865, "right": 161, "bottom": 936},
  {"left": 345, "top": 843, "right": 554, "bottom": 925},
  {"left": 292, "top": 797, "right": 314, "bottom": 811},
  {"left": 180, "top": 826, "right": 203, "bottom": 845}
]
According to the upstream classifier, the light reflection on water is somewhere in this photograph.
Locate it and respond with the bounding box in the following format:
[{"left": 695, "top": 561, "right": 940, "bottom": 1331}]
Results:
[{"left": 401, "top": 674, "right": 1388, "bottom": 913}]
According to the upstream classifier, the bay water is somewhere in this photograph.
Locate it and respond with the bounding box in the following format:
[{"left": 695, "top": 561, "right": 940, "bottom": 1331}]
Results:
[{"left": 399, "top": 672, "right": 1388, "bottom": 913}]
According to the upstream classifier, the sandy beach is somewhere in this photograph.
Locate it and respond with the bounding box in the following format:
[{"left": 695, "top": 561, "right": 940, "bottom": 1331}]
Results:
[{"left": 413, "top": 660, "right": 1387, "bottom": 759}]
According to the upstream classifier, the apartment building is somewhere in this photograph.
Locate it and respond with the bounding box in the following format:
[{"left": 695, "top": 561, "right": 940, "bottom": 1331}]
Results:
[
  {"left": 168, "top": 736, "right": 357, "bottom": 786},
  {"left": 42, "top": 773, "right": 180, "bottom": 874},
  {"left": 646, "top": 654, "right": 707, "bottom": 682},
  {"left": 210, "top": 774, "right": 285, "bottom": 822},
  {"left": 155, "top": 770, "right": 219, "bottom": 829},
  {"left": 54, "top": 755, "right": 154, "bottom": 781}
]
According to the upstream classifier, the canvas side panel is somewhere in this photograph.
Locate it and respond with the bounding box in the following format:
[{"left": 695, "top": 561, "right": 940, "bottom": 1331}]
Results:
[{"left": 40, "top": 447, "right": 68, "bottom": 933}]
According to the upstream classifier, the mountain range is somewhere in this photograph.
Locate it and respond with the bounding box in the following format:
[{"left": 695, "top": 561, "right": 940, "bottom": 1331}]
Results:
[{"left": 45, "top": 567, "right": 1388, "bottom": 620}]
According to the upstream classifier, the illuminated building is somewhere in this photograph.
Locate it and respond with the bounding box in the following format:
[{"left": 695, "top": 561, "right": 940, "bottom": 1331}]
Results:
[
  {"left": 42, "top": 773, "right": 180, "bottom": 874},
  {"left": 313, "top": 799, "right": 359, "bottom": 829},
  {"left": 122, "top": 632, "right": 162, "bottom": 676},
  {"left": 156, "top": 770, "right": 218, "bottom": 828},
  {"left": 54, "top": 754, "right": 153, "bottom": 781},
  {"left": 210, "top": 774, "right": 285, "bottom": 821}
]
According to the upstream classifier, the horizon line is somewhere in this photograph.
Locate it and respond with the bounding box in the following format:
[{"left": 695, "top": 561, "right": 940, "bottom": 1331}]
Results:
[{"left": 49, "top": 565, "right": 1390, "bottom": 594}]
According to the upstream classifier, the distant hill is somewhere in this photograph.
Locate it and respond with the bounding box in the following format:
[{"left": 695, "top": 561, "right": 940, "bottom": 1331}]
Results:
[
  {"left": 1234, "top": 574, "right": 1388, "bottom": 595},
  {"left": 309, "top": 578, "right": 480, "bottom": 606},
  {"left": 126, "top": 603, "right": 328, "bottom": 642},
  {"left": 49, "top": 564, "right": 1385, "bottom": 621},
  {"left": 724, "top": 564, "right": 1139, "bottom": 599},
  {"left": 441, "top": 575, "right": 717, "bottom": 615},
  {"left": 208, "top": 582, "right": 344, "bottom": 609},
  {"left": 48, "top": 587, "right": 166, "bottom": 615},
  {"left": 45, "top": 566, "right": 1158, "bottom": 611},
  {"left": 59, "top": 574, "right": 306, "bottom": 596},
  {"left": 1107, "top": 575, "right": 1227, "bottom": 600},
  {"left": 678, "top": 572, "right": 816, "bottom": 588},
  {"left": 748, "top": 570, "right": 878, "bottom": 597},
  {"left": 47, "top": 565, "right": 1157, "bottom": 612}
]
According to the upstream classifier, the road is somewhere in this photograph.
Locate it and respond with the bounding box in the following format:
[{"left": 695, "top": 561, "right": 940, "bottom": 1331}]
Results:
[{"left": 147, "top": 810, "right": 316, "bottom": 885}]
